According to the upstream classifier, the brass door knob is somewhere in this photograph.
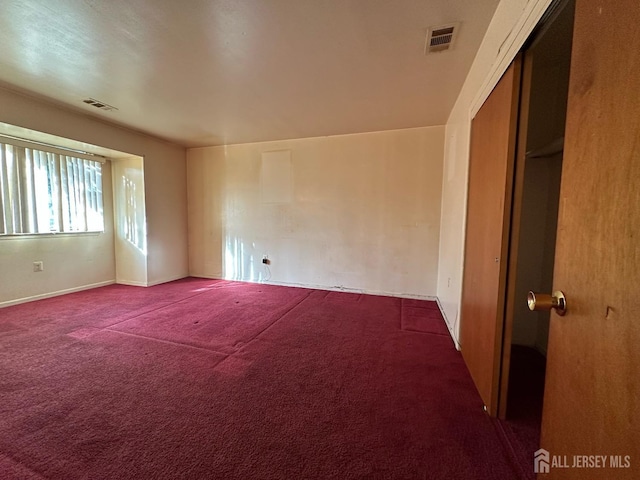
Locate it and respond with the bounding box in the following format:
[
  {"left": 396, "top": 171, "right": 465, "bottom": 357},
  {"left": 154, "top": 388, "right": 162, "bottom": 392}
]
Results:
[{"left": 527, "top": 290, "right": 567, "bottom": 316}]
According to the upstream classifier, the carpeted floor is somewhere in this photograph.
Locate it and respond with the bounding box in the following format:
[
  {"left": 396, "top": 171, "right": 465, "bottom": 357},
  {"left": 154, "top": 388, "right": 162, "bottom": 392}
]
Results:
[{"left": 0, "top": 278, "right": 521, "bottom": 479}]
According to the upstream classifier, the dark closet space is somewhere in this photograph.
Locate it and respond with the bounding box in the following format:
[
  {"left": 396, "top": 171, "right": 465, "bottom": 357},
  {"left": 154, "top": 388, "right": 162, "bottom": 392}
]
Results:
[{"left": 501, "top": 0, "right": 575, "bottom": 468}]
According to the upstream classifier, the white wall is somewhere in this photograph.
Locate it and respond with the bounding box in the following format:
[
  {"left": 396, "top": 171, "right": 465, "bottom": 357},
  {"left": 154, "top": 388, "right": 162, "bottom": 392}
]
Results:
[
  {"left": 437, "top": 0, "right": 553, "bottom": 345},
  {"left": 0, "top": 164, "right": 115, "bottom": 306},
  {"left": 188, "top": 126, "right": 444, "bottom": 297},
  {"left": 112, "top": 156, "right": 148, "bottom": 286},
  {"left": 143, "top": 152, "right": 189, "bottom": 286},
  {"left": 0, "top": 87, "right": 188, "bottom": 303}
]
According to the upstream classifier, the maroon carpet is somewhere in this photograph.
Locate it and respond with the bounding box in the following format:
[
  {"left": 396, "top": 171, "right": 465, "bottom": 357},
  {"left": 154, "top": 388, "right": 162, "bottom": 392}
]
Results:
[{"left": 0, "top": 278, "right": 521, "bottom": 479}]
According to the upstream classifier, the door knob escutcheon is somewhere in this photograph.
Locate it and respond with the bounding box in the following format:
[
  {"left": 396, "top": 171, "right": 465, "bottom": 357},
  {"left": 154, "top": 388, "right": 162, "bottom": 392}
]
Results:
[{"left": 527, "top": 291, "right": 567, "bottom": 316}]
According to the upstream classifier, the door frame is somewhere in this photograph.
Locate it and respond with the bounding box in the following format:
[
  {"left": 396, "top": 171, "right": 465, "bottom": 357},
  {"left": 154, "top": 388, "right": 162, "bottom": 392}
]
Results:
[{"left": 498, "top": 50, "right": 534, "bottom": 418}]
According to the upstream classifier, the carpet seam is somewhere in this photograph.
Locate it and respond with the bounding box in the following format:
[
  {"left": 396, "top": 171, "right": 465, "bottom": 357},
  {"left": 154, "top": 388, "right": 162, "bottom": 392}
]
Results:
[
  {"left": 100, "top": 329, "right": 232, "bottom": 357},
  {"left": 100, "top": 287, "right": 228, "bottom": 330},
  {"left": 2, "top": 279, "right": 527, "bottom": 479},
  {"left": 401, "top": 329, "right": 450, "bottom": 337},
  {"left": 105, "top": 283, "right": 313, "bottom": 355},
  {"left": 100, "top": 281, "right": 271, "bottom": 330},
  {"left": 241, "top": 291, "right": 315, "bottom": 347},
  {"left": 0, "top": 450, "right": 48, "bottom": 480},
  {"left": 399, "top": 298, "right": 451, "bottom": 336}
]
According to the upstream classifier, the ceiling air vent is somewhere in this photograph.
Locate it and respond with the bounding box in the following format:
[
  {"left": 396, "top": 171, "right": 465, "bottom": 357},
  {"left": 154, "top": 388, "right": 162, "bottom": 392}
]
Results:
[
  {"left": 82, "top": 98, "right": 118, "bottom": 112},
  {"left": 425, "top": 23, "right": 459, "bottom": 54}
]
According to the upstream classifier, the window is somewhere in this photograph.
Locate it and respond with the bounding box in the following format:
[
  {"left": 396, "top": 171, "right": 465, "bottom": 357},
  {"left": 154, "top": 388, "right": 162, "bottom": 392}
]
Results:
[{"left": 0, "top": 138, "right": 104, "bottom": 235}]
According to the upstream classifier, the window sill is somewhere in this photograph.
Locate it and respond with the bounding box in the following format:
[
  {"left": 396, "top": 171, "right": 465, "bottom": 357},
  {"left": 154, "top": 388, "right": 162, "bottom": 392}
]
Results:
[{"left": 0, "top": 231, "right": 105, "bottom": 240}]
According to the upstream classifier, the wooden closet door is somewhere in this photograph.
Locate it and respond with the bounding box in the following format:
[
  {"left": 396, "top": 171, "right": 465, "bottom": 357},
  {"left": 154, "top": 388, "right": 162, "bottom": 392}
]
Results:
[
  {"left": 539, "top": 0, "right": 640, "bottom": 477},
  {"left": 460, "top": 57, "right": 521, "bottom": 416}
]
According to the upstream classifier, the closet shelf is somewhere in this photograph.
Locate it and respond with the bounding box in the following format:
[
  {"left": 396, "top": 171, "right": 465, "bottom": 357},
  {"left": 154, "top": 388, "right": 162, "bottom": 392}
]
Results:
[{"left": 526, "top": 137, "right": 564, "bottom": 158}]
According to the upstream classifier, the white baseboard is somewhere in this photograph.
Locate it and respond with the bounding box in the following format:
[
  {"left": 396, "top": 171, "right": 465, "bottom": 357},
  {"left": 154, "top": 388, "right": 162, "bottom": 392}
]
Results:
[
  {"left": 146, "top": 273, "right": 190, "bottom": 287},
  {"left": 115, "top": 274, "right": 190, "bottom": 288},
  {"left": 190, "top": 275, "right": 438, "bottom": 301},
  {"left": 269, "top": 279, "right": 439, "bottom": 301},
  {"left": 435, "top": 297, "right": 461, "bottom": 350},
  {"left": 0, "top": 280, "right": 115, "bottom": 309},
  {"left": 115, "top": 279, "right": 148, "bottom": 287}
]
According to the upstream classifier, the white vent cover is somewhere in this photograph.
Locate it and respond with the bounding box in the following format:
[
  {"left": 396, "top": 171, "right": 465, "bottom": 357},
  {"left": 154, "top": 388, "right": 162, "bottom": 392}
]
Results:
[
  {"left": 82, "top": 98, "right": 118, "bottom": 111},
  {"left": 425, "top": 23, "right": 459, "bottom": 54}
]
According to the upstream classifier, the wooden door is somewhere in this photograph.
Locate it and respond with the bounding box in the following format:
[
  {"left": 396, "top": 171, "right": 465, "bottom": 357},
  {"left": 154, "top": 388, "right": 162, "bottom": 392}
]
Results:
[
  {"left": 539, "top": 0, "right": 640, "bottom": 477},
  {"left": 460, "top": 58, "right": 521, "bottom": 417}
]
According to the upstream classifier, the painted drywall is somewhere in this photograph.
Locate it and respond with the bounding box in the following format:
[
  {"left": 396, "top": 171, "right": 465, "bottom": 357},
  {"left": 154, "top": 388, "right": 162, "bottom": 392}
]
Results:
[
  {"left": 143, "top": 152, "right": 189, "bottom": 286},
  {"left": 437, "top": 0, "right": 553, "bottom": 345},
  {"left": 0, "top": 87, "right": 188, "bottom": 297},
  {"left": 188, "top": 127, "right": 444, "bottom": 297},
  {"left": 0, "top": 165, "right": 115, "bottom": 306},
  {"left": 112, "top": 156, "right": 148, "bottom": 286}
]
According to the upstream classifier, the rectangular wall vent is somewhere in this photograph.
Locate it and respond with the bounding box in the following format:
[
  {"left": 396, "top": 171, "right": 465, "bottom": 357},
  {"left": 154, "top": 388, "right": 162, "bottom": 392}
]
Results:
[
  {"left": 425, "top": 23, "right": 460, "bottom": 54},
  {"left": 82, "top": 98, "right": 118, "bottom": 111}
]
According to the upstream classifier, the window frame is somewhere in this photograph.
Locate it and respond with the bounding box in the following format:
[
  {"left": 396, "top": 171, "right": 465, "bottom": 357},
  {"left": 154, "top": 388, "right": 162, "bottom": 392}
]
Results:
[{"left": 0, "top": 135, "right": 107, "bottom": 237}]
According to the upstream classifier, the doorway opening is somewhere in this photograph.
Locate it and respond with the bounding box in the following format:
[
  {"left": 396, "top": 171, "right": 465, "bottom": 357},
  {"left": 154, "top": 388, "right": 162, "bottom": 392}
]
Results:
[{"left": 499, "top": 0, "right": 575, "bottom": 467}]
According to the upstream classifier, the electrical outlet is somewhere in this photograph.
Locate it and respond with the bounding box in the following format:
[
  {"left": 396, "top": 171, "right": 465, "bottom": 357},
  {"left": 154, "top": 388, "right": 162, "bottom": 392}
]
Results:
[
  {"left": 33, "top": 261, "right": 44, "bottom": 272},
  {"left": 262, "top": 255, "right": 270, "bottom": 265}
]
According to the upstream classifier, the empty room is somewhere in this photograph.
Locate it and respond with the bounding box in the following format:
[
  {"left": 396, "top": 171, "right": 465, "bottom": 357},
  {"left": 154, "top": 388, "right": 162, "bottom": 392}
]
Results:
[{"left": 0, "top": 1, "right": 637, "bottom": 479}]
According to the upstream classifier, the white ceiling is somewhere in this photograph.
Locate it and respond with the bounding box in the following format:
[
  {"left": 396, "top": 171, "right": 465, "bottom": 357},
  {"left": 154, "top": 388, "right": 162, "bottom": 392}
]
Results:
[{"left": 0, "top": 0, "right": 499, "bottom": 148}]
